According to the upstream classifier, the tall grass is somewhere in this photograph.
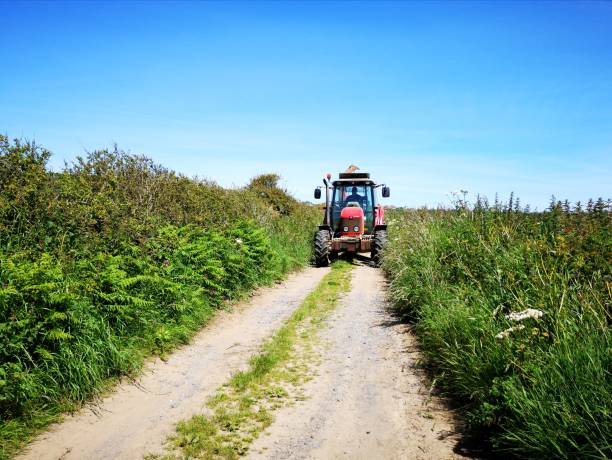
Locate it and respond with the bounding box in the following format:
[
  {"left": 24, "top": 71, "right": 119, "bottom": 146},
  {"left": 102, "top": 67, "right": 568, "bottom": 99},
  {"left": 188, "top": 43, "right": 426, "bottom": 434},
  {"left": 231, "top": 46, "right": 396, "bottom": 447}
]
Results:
[
  {"left": 0, "top": 137, "right": 319, "bottom": 458},
  {"left": 383, "top": 198, "right": 611, "bottom": 458}
]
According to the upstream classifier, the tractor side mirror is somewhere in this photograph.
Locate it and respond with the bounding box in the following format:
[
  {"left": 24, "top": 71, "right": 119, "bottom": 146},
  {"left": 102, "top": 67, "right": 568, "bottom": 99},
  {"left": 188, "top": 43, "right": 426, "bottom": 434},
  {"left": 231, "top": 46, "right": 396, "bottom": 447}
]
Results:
[
  {"left": 382, "top": 186, "right": 390, "bottom": 198},
  {"left": 314, "top": 188, "right": 322, "bottom": 199}
]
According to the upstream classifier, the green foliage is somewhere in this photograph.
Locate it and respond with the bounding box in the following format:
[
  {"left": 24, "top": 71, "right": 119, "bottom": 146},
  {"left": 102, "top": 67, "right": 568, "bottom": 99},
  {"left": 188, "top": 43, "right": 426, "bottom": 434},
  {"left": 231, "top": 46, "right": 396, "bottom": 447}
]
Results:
[
  {"left": 0, "top": 138, "right": 52, "bottom": 248},
  {"left": 383, "top": 201, "right": 611, "bottom": 459},
  {"left": 247, "top": 173, "right": 299, "bottom": 216},
  {"left": 0, "top": 136, "right": 319, "bottom": 458}
]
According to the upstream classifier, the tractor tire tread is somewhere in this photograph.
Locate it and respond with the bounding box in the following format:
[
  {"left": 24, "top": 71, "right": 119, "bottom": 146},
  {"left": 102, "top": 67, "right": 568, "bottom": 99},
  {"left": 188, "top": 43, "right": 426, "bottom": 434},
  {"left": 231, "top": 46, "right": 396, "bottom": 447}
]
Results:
[
  {"left": 371, "top": 230, "right": 387, "bottom": 267},
  {"left": 314, "top": 230, "right": 331, "bottom": 267}
]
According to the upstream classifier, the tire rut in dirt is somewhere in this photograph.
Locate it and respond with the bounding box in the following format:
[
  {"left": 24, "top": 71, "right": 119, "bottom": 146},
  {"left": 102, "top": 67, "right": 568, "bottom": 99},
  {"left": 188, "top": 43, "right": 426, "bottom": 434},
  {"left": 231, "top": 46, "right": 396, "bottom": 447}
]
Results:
[{"left": 247, "top": 265, "right": 463, "bottom": 460}]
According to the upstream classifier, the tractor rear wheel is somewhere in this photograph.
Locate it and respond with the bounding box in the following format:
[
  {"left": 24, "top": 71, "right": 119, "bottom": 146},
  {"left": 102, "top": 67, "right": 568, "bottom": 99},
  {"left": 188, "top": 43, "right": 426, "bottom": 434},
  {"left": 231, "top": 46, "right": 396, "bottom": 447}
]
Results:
[
  {"left": 371, "top": 230, "right": 387, "bottom": 266},
  {"left": 314, "top": 230, "right": 331, "bottom": 267}
]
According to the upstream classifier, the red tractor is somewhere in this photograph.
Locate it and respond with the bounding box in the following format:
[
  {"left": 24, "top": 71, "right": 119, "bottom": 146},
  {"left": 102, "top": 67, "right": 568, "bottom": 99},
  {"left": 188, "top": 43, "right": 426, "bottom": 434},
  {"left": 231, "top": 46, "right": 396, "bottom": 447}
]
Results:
[{"left": 313, "top": 167, "right": 390, "bottom": 267}]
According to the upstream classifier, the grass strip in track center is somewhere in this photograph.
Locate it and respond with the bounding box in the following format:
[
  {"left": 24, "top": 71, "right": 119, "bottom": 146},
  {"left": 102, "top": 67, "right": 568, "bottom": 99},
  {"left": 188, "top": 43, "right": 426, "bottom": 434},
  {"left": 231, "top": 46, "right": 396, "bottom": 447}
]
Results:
[{"left": 149, "top": 261, "right": 354, "bottom": 460}]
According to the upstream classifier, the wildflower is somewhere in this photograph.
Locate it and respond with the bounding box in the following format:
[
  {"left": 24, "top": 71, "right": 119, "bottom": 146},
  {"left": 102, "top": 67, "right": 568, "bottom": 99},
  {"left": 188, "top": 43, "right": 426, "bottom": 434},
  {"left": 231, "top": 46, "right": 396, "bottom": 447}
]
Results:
[
  {"left": 235, "top": 238, "right": 243, "bottom": 245},
  {"left": 505, "top": 308, "right": 544, "bottom": 322},
  {"left": 495, "top": 324, "right": 525, "bottom": 340}
]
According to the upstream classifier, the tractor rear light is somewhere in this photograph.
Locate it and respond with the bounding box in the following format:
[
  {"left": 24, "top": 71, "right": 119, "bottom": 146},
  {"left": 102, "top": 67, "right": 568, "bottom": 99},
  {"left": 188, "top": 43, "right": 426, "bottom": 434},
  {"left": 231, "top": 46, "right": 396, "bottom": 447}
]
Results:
[
  {"left": 353, "top": 225, "right": 359, "bottom": 232},
  {"left": 343, "top": 226, "right": 349, "bottom": 232}
]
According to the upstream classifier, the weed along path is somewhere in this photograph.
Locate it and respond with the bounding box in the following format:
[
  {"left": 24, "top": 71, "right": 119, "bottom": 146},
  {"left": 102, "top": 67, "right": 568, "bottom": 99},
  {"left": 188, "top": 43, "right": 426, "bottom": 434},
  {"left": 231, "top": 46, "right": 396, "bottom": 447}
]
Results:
[
  {"left": 17, "top": 268, "right": 330, "bottom": 460},
  {"left": 18, "top": 262, "right": 462, "bottom": 460}
]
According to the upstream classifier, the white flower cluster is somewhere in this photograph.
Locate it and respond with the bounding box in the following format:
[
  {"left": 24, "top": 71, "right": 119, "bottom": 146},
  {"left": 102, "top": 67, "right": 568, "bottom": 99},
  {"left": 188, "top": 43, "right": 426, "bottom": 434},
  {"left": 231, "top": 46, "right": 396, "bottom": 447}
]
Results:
[
  {"left": 235, "top": 238, "right": 243, "bottom": 245},
  {"left": 495, "top": 308, "right": 544, "bottom": 340},
  {"left": 505, "top": 308, "right": 544, "bottom": 322},
  {"left": 495, "top": 325, "right": 525, "bottom": 340}
]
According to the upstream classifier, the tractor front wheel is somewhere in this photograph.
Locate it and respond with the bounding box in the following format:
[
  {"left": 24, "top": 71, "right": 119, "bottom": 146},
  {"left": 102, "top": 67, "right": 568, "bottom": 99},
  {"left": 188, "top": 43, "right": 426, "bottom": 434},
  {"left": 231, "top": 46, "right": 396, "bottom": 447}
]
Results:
[
  {"left": 314, "top": 230, "right": 331, "bottom": 267},
  {"left": 371, "top": 230, "right": 387, "bottom": 266}
]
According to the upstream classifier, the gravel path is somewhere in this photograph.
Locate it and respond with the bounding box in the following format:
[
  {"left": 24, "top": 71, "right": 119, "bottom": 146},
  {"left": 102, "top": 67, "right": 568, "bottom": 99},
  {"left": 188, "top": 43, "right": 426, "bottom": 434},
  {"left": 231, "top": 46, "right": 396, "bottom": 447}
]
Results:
[
  {"left": 17, "top": 268, "right": 330, "bottom": 460},
  {"left": 247, "top": 264, "right": 463, "bottom": 460}
]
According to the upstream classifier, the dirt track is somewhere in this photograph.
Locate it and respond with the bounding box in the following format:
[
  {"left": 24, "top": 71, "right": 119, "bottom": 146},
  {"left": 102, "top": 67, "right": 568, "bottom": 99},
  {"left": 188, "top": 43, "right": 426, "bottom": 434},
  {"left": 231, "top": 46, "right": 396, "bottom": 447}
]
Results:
[
  {"left": 18, "top": 263, "right": 462, "bottom": 460},
  {"left": 248, "top": 263, "right": 462, "bottom": 460}
]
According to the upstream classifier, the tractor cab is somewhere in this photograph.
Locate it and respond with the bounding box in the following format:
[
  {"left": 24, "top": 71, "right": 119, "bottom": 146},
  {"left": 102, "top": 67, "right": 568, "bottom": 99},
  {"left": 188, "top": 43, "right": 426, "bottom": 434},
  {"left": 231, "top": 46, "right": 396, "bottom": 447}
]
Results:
[
  {"left": 331, "top": 183, "right": 373, "bottom": 236},
  {"left": 313, "top": 168, "right": 390, "bottom": 267}
]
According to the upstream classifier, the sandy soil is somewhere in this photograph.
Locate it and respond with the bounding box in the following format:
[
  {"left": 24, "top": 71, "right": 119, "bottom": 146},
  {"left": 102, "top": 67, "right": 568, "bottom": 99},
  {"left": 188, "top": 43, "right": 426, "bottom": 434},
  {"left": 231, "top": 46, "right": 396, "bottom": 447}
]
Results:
[
  {"left": 247, "top": 264, "right": 464, "bottom": 460},
  {"left": 17, "top": 268, "right": 330, "bottom": 460}
]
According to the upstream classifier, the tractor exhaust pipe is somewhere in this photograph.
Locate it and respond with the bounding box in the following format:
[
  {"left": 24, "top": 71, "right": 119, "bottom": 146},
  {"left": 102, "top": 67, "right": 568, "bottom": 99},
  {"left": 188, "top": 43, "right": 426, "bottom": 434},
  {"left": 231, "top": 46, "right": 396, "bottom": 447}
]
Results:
[{"left": 323, "top": 174, "right": 332, "bottom": 228}]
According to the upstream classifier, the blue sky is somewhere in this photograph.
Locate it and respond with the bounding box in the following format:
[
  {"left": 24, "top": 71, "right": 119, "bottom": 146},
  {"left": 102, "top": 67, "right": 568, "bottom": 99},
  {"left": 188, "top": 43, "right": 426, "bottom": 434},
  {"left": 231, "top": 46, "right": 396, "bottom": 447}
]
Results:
[{"left": 1, "top": 1, "right": 611, "bottom": 208}]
